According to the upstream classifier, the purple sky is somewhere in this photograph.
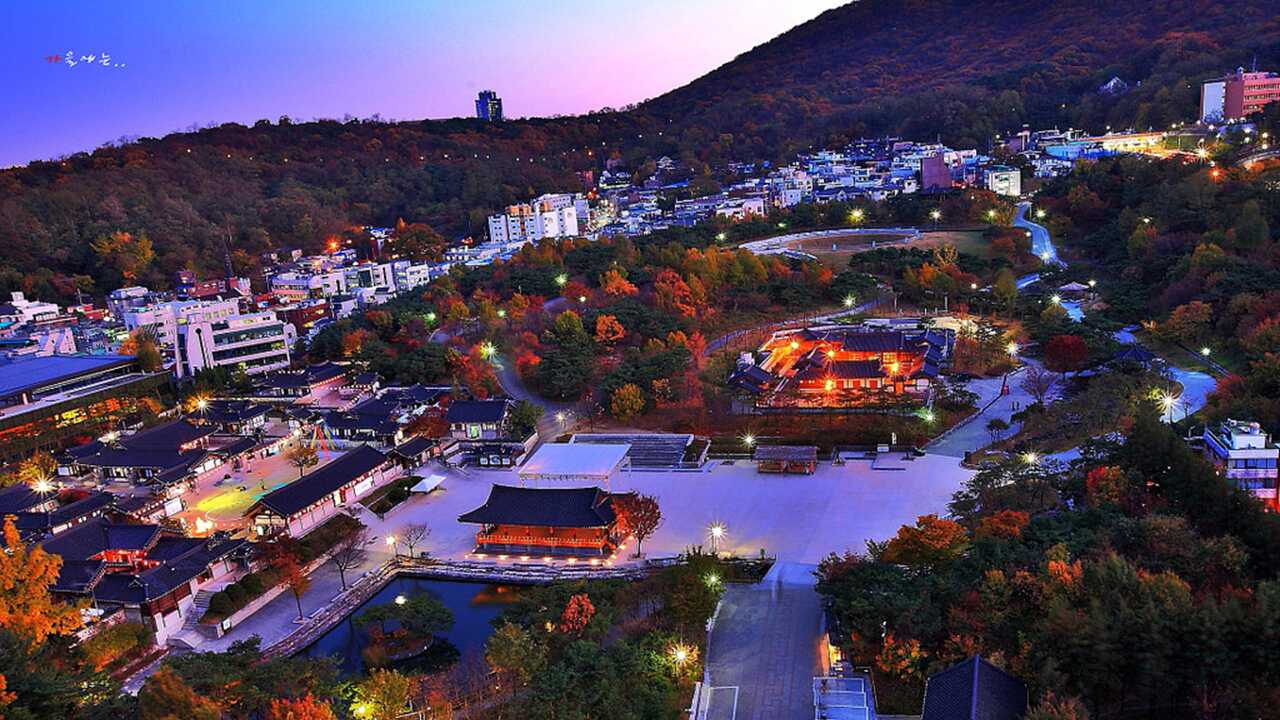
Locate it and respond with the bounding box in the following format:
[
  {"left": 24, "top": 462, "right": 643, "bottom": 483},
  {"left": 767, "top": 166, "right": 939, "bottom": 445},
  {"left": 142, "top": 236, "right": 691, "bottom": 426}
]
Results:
[{"left": 1, "top": 0, "right": 846, "bottom": 167}]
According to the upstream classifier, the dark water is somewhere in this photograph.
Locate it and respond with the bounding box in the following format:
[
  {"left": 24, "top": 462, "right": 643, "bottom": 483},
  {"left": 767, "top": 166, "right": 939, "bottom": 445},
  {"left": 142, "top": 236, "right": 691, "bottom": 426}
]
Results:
[{"left": 300, "top": 577, "right": 518, "bottom": 675}]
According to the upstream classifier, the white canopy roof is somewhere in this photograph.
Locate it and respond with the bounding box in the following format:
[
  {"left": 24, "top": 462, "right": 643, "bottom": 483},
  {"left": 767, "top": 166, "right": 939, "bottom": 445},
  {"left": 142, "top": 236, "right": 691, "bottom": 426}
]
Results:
[
  {"left": 410, "top": 475, "right": 445, "bottom": 493},
  {"left": 518, "top": 443, "right": 631, "bottom": 482}
]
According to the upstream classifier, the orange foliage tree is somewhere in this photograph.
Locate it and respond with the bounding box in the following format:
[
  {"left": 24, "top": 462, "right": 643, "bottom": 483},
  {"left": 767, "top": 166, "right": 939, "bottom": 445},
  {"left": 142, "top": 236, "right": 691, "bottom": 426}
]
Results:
[
  {"left": 594, "top": 314, "right": 626, "bottom": 345},
  {"left": 265, "top": 694, "right": 337, "bottom": 720},
  {"left": 0, "top": 516, "right": 82, "bottom": 646},
  {"left": 880, "top": 514, "right": 969, "bottom": 568},
  {"left": 976, "top": 510, "right": 1030, "bottom": 540}
]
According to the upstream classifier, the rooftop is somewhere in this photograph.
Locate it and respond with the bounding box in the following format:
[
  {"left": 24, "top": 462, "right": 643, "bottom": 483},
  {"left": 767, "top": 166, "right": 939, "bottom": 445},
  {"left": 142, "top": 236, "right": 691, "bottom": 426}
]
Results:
[
  {"left": 458, "top": 484, "right": 617, "bottom": 528},
  {"left": 921, "top": 656, "right": 1027, "bottom": 720},
  {"left": 519, "top": 443, "right": 631, "bottom": 480},
  {"left": 249, "top": 445, "right": 388, "bottom": 517},
  {"left": 446, "top": 399, "right": 512, "bottom": 424},
  {"left": 0, "top": 353, "right": 138, "bottom": 399}
]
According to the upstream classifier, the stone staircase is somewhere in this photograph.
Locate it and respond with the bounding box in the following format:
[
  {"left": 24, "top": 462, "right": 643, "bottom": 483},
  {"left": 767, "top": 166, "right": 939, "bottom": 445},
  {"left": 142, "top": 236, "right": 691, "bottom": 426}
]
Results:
[{"left": 167, "top": 589, "right": 216, "bottom": 649}]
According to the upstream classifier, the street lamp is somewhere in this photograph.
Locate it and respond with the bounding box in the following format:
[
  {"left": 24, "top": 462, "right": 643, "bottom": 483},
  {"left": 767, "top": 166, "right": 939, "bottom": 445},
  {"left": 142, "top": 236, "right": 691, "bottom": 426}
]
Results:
[
  {"left": 921, "top": 410, "right": 935, "bottom": 424},
  {"left": 1088, "top": 279, "right": 1097, "bottom": 288},
  {"left": 31, "top": 478, "right": 54, "bottom": 495},
  {"left": 1006, "top": 342, "right": 1019, "bottom": 357},
  {"left": 970, "top": 283, "right": 978, "bottom": 290},
  {"left": 1050, "top": 294, "right": 1062, "bottom": 305},
  {"left": 1160, "top": 394, "right": 1177, "bottom": 422},
  {"left": 704, "top": 572, "right": 721, "bottom": 589},
  {"left": 986, "top": 209, "right": 998, "bottom": 221},
  {"left": 929, "top": 209, "right": 942, "bottom": 223},
  {"left": 716, "top": 232, "right": 727, "bottom": 242},
  {"left": 1022, "top": 451, "right": 1039, "bottom": 465},
  {"left": 555, "top": 411, "right": 566, "bottom": 424},
  {"left": 849, "top": 208, "right": 864, "bottom": 224},
  {"left": 480, "top": 342, "right": 496, "bottom": 360},
  {"left": 843, "top": 295, "right": 856, "bottom": 308},
  {"left": 1200, "top": 347, "right": 1212, "bottom": 357},
  {"left": 555, "top": 273, "right": 568, "bottom": 287},
  {"left": 425, "top": 311, "right": 436, "bottom": 323},
  {"left": 707, "top": 523, "right": 726, "bottom": 554},
  {"left": 497, "top": 309, "right": 507, "bottom": 319},
  {"left": 395, "top": 594, "right": 407, "bottom": 605},
  {"left": 1035, "top": 208, "right": 1046, "bottom": 220},
  {"left": 742, "top": 433, "right": 756, "bottom": 448},
  {"left": 385, "top": 535, "right": 398, "bottom": 557}
]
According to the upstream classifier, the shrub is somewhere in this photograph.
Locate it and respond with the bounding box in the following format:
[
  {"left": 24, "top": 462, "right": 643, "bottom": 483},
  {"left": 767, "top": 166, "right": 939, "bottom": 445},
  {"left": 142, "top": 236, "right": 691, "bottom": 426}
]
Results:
[
  {"left": 207, "top": 592, "right": 235, "bottom": 618},
  {"left": 239, "top": 572, "right": 265, "bottom": 596},
  {"left": 225, "top": 583, "right": 247, "bottom": 606}
]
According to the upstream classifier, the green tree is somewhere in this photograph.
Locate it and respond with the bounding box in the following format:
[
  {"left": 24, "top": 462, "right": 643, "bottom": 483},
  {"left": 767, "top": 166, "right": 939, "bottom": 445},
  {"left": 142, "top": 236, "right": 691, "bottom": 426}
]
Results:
[
  {"left": 536, "top": 311, "right": 595, "bottom": 400},
  {"left": 507, "top": 400, "right": 544, "bottom": 439},
  {"left": 485, "top": 622, "right": 547, "bottom": 687},
  {"left": 137, "top": 667, "right": 221, "bottom": 720}
]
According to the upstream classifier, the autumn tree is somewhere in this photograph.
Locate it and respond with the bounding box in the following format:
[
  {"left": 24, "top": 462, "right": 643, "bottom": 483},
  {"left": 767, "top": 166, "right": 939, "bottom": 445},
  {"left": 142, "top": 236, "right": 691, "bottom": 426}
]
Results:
[
  {"left": 610, "top": 383, "right": 646, "bottom": 421},
  {"left": 387, "top": 223, "right": 447, "bottom": 262},
  {"left": 536, "top": 311, "right": 595, "bottom": 400},
  {"left": 138, "top": 667, "right": 221, "bottom": 720},
  {"left": 879, "top": 514, "right": 968, "bottom": 568},
  {"left": 279, "top": 553, "right": 311, "bottom": 621},
  {"left": 1026, "top": 692, "right": 1090, "bottom": 720},
  {"left": 330, "top": 528, "right": 369, "bottom": 590},
  {"left": 613, "top": 493, "right": 662, "bottom": 557},
  {"left": 594, "top": 314, "right": 626, "bottom": 345},
  {"left": 91, "top": 230, "right": 154, "bottom": 283},
  {"left": 1043, "top": 335, "right": 1089, "bottom": 378},
  {"left": 353, "top": 669, "right": 414, "bottom": 720},
  {"left": 120, "top": 326, "right": 165, "bottom": 372},
  {"left": 975, "top": 510, "right": 1030, "bottom": 540},
  {"left": 15, "top": 452, "right": 57, "bottom": 491},
  {"left": 558, "top": 593, "right": 595, "bottom": 636},
  {"left": 286, "top": 443, "right": 319, "bottom": 478},
  {"left": 0, "top": 516, "right": 82, "bottom": 645},
  {"left": 599, "top": 269, "right": 638, "bottom": 296},
  {"left": 265, "top": 694, "right": 337, "bottom": 720}
]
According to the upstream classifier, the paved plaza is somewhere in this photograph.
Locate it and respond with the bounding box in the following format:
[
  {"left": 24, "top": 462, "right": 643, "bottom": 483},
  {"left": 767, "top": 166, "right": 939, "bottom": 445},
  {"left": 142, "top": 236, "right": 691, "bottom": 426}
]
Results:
[{"left": 368, "top": 451, "right": 973, "bottom": 565}]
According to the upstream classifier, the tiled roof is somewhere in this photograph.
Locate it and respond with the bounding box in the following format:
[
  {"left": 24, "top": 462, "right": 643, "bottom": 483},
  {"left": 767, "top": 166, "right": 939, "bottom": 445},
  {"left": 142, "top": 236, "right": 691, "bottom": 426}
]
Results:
[
  {"left": 446, "top": 399, "right": 512, "bottom": 424},
  {"left": 249, "top": 446, "right": 388, "bottom": 517},
  {"left": 921, "top": 656, "right": 1027, "bottom": 720},
  {"left": 458, "top": 485, "right": 616, "bottom": 528},
  {"left": 40, "top": 519, "right": 161, "bottom": 562}
]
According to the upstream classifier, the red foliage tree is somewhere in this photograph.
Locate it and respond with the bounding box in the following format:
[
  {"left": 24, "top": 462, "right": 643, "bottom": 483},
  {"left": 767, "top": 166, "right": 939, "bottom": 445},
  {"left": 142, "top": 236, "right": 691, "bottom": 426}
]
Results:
[
  {"left": 557, "top": 593, "right": 595, "bottom": 636},
  {"left": 1043, "top": 335, "right": 1089, "bottom": 377}
]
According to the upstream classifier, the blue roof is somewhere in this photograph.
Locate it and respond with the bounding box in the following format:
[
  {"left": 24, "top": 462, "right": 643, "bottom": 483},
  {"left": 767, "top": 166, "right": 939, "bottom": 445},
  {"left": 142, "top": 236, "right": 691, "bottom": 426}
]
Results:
[
  {"left": 922, "top": 656, "right": 1026, "bottom": 720},
  {"left": 0, "top": 354, "right": 137, "bottom": 399}
]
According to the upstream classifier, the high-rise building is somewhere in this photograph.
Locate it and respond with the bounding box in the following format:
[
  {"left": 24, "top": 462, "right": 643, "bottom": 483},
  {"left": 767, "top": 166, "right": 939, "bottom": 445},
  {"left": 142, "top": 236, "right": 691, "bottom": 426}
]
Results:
[{"left": 475, "top": 90, "right": 503, "bottom": 122}]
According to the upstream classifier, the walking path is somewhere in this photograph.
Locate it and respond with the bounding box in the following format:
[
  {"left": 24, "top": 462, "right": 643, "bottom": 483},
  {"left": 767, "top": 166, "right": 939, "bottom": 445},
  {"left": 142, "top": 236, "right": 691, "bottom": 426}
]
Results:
[{"left": 703, "top": 562, "right": 823, "bottom": 720}]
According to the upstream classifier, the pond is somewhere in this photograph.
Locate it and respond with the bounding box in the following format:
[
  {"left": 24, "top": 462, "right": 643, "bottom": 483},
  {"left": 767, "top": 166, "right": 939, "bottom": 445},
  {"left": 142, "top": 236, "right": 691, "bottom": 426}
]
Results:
[{"left": 301, "top": 577, "right": 519, "bottom": 675}]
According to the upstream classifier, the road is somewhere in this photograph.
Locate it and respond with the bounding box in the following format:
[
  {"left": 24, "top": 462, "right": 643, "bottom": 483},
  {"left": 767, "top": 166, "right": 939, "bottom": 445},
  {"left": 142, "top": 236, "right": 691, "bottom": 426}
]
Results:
[
  {"left": 704, "top": 562, "right": 823, "bottom": 720},
  {"left": 1014, "top": 201, "right": 1058, "bottom": 266},
  {"left": 704, "top": 299, "right": 881, "bottom": 357},
  {"left": 492, "top": 352, "right": 584, "bottom": 439}
]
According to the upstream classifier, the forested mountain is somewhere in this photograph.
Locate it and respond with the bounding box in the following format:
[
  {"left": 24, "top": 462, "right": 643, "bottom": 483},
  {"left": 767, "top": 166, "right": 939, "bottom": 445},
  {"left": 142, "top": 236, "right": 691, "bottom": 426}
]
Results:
[{"left": 2, "top": 0, "right": 1278, "bottom": 303}]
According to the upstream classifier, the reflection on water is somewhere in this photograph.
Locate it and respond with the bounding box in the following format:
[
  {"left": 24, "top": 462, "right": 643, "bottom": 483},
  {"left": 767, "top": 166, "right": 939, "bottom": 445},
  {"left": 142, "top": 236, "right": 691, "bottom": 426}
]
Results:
[{"left": 301, "top": 577, "right": 517, "bottom": 675}]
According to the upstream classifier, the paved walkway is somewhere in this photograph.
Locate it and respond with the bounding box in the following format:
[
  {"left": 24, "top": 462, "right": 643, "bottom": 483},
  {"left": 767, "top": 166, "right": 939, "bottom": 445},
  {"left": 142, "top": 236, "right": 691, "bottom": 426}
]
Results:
[{"left": 704, "top": 562, "right": 823, "bottom": 720}]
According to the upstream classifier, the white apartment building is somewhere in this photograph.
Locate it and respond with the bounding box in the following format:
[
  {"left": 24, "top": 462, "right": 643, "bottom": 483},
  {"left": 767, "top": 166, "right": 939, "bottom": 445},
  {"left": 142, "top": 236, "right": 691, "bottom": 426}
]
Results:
[
  {"left": 1203, "top": 419, "right": 1280, "bottom": 506},
  {"left": 270, "top": 270, "right": 348, "bottom": 302},
  {"left": 344, "top": 261, "right": 403, "bottom": 292},
  {"left": 986, "top": 166, "right": 1022, "bottom": 197},
  {"left": 487, "top": 193, "right": 581, "bottom": 243},
  {"left": 0, "top": 292, "right": 60, "bottom": 326},
  {"left": 122, "top": 298, "right": 241, "bottom": 349},
  {"left": 174, "top": 311, "right": 296, "bottom": 378}
]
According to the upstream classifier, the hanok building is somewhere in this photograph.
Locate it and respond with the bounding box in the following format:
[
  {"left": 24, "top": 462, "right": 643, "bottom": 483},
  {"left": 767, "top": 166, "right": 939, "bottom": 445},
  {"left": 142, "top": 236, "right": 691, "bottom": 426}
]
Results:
[
  {"left": 243, "top": 362, "right": 349, "bottom": 404},
  {"left": 458, "top": 484, "right": 625, "bottom": 558},
  {"left": 319, "top": 385, "right": 447, "bottom": 449},
  {"left": 1202, "top": 419, "right": 1280, "bottom": 509},
  {"left": 62, "top": 419, "right": 221, "bottom": 486},
  {"left": 245, "top": 445, "right": 394, "bottom": 537},
  {"left": 42, "top": 518, "right": 249, "bottom": 644},
  {"left": 187, "top": 399, "right": 271, "bottom": 435},
  {"left": 753, "top": 445, "right": 819, "bottom": 474},
  {"left": 443, "top": 398, "right": 530, "bottom": 467},
  {"left": 0, "top": 353, "right": 171, "bottom": 463},
  {"left": 731, "top": 323, "right": 951, "bottom": 407},
  {"left": 921, "top": 655, "right": 1027, "bottom": 720}
]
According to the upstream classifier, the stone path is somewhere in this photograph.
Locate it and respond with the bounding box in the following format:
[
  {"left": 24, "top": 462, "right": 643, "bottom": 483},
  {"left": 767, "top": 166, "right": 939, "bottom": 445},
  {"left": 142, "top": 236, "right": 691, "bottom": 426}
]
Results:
[{"left": 704, "top": 562, "right": 823, "bottom": 720}]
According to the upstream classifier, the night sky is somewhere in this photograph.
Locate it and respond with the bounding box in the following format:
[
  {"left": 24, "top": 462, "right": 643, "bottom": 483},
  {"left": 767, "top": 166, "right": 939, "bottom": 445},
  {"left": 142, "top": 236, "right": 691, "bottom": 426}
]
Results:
[{"left": 1, "top": 0, "right": 845, "bottom": 167}]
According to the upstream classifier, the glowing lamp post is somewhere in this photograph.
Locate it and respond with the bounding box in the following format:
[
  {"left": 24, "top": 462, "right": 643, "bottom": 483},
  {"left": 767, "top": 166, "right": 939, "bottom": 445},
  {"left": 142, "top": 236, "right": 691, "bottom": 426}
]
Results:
[
  {"left": 707, "top": 523, "right": 726, "bottom": 555},
  {"left": 929, "top": 209, "right": 942, "bottom": 225},
  {"left": 395, "top": 594, "right": 407, "bottom": 606},
  {"left": 1035, "top": 208, "right": 1046, "bottom": 220},
  {"left": 554, "top": 273, "right": 568, "bottom": 287},
  {"left": 742, "top": 433, "right": 756, "bottom": 449},
  {"left": 716, "top": 232, "right": 727, "bottom": 242},
  {"left": 844, "top": 295, "right": 856, "bottom": 308},
  {"left": 385, "top": 535, "right": 398, "bottom": 557},
  {"left": 1200, "top": 347, "right": 1212, "bottom": 357},
  {"left": 1006, "top": 342, "right": 1019, "bottom": 357},
  {"left": 849, "top": 208, "right": 864, "bottom": 225},
  {"left": 1022, "top": 451, "right": 1039, "bottom": 465},
  {"left": 425, "top": 311, "right": 436, "bottom": 323}
]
